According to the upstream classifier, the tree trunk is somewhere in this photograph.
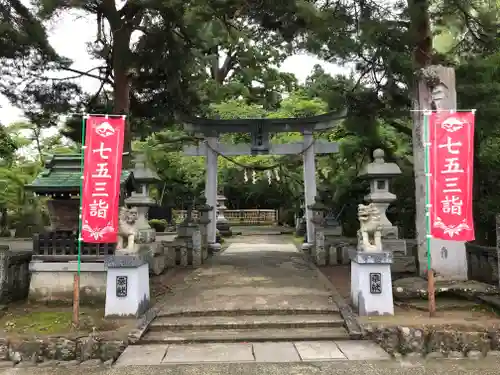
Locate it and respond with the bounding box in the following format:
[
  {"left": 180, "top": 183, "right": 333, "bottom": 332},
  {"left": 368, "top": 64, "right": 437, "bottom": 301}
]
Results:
[
  {"left": 112, "top": 27, "right": 133, "bottom": 156},
  {"left": 408, "top": 0, "right": 433, "bottom": 276}
]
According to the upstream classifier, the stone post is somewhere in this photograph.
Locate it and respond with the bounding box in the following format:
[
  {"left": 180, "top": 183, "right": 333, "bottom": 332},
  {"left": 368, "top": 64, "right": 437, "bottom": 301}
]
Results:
[
  {"left": 412, "top": 66, "right": 467, "bottom": 280},
  {"left": 191, "top": 226, "right": 202, "bottom": 267},
  {"left": 196, "top": 196, "right": 213, "bottom": 261},
  {"left": 205, "top": 137, "right": 219, "bottom": 251},
  {"left": 302, "top": 130, "right": 317, "bottom": 251},
  {"left": 295, "top": 201, "right": 307, "bottom": 238},
  {"left": 176, "top": 201, "right": 199, "bottom": 267},
  {"left": 496, "top": 214, "right": 500, "bottom": 289},
  {"left": 309, "top": 196, "right": 327, "bottom": 265}
]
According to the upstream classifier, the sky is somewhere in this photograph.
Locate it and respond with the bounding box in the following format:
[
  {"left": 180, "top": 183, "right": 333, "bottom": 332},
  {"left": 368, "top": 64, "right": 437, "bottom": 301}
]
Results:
[{"left": 0, "top": 6, "right": 351, "bottom": 126}]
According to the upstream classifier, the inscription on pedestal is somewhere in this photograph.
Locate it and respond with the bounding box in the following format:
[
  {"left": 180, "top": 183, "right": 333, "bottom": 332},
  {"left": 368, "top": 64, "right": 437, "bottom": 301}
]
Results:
[
  {"left": 369, "top": 273, "right": 382, "bottom": 294},
  {"left": 116, "top": 276, "right": 128, "bottom": 297}
]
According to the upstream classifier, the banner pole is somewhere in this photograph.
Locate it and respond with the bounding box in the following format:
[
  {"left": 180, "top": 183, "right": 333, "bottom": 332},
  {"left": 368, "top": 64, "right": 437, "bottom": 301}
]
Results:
[
  {"left": 423, "top": 112, "right": 436, "bottom": 317},
  {"left": 73, "top": 115, "right": 87, "bottom": 326}
]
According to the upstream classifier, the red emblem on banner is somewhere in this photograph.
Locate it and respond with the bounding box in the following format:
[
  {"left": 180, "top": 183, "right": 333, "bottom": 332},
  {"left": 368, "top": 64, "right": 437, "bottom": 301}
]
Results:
[
  {"left": 81, "top": 116, "right": 125, "bottom": 243},
  {"left": 428, "top": 111, "right": 475, "bottom": 241}
]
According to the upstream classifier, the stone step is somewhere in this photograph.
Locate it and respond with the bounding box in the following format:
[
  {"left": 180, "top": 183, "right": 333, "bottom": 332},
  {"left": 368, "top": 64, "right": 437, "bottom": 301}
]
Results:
[
  {"left": 157, "top": 308, "right": 339, "bottom": 318},
  {"left": 140, "top": 326, "right": 350, "bottom": 344},
  {"left": 150, "top": 314, "right": 345, "bottom": 331}
]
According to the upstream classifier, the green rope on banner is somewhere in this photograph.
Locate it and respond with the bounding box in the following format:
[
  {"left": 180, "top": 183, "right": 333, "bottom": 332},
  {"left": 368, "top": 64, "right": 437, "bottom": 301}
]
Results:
[
  {"left": 423, "top": 113, "right": 432, "bottom": 271},
  {"left": 77, "top": 116, "right": 86, "bottom": 275}
]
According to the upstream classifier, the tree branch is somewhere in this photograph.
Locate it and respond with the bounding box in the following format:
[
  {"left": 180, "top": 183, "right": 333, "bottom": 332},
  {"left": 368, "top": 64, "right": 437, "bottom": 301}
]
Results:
[
  {"left": 44, "top": 66, "right": 108, "bottom": 81},
  {"left": 55, "top": 66, "right": 113, "bottom": 84}
]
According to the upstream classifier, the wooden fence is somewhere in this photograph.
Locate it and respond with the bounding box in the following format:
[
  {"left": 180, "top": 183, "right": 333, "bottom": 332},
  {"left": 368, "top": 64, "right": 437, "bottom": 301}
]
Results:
[
  {"left": 32, "top": 230, "right": 115, "bottom": 262},
  {"left": 174, "top": 209, "right": 278, "bottom": 225}
]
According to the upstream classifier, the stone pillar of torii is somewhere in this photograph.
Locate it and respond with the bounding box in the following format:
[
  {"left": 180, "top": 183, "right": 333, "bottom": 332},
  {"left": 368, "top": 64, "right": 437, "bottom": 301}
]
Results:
[{"left": 181, "top": 112, "right": 344, "bottom": 250}]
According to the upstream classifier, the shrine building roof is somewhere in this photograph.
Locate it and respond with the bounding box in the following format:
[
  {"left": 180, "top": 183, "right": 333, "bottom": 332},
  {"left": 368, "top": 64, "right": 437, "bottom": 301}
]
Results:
[{"left": 26, "top": 154, "right": 135, "bottom": 196}]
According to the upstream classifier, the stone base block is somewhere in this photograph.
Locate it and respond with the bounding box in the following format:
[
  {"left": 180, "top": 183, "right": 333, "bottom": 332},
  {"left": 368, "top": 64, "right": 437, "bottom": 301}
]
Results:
[
  {"left": 380, "top": 226, "right": 399, "bottom": 239},
  {"left": 324, "top": 227, "right": 342, "bottom": 236},
  {"left": 216, "top": 221, "right": 232, "bottom": 237},
  {"left": 177, "top": 224, "right": 198, "bottom": 238},
  {"left": 209, "top": 242, "right": 222, "bottom": 254},
  {"left": 382, "top": 239, "right": 408, "bottom": 256},
  {"left": 328, "top": 245, "right": 338, "bottom": 265},
  {"left": 117, "top": 242, "right": 167, "bottom": 276},
  {"left": 135, "top": 228, "right": 156, "bottom": 244},
  {"left": 392, "top": 255, "right": 417, "bottom": 275},
  {"left": 311, "top": 247, "right": 326, "bottom": 266},
  {"left": 350, "top": 251, "right": 394, "bottom": 316},
  {"left": 28, "top": 261, "right": 106, "bottom": 305},
  {"left": 339, "top": 244, "right": 355, "bottom": 264},
  {"left": 104, "top": 255, "right": 150, "bottom": 317},
  {"left": 150, "top": 254, "right": 167, "bottom": 275}
]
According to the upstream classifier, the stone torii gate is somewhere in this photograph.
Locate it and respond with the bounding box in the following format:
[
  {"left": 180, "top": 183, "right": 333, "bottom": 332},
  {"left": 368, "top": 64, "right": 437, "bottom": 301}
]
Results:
[{"left": 181, "top": 112, "right": 345, "bottom": 250}]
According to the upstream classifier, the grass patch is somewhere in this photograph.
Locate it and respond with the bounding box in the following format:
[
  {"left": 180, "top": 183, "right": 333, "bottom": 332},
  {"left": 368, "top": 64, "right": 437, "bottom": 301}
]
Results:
[{"left": 0, "top": 305, "right": 134, "bottom": 337}]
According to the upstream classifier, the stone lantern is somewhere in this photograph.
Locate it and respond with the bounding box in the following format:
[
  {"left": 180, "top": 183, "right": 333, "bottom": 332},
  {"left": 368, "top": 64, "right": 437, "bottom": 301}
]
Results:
[
  {"left": 124, "top": 153, "right": 161, "bottom": 244},
  {"left": 317, "top": 183, "right": 341, "bottom": 235},
  {"left": 308, "top": 196, "right": 328, "bottom": 264},
  {"left": 216, "top": 193, "right": 232, "bottom": 237},
  {"left": 358, "top": 149, "right": 401, "bottom": 239},
  {"left": 308, "top": 196, "right": 328, "bottom": 227}
]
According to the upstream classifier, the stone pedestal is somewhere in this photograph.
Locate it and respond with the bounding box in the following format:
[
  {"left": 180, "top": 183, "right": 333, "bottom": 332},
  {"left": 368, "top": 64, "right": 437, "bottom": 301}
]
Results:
[
  {"left": 349, "top": 251, "right": 394, "bottom": 316},
  {"left": 309, "top": 197, "right": 328, "bottom": 265},
  {"left": 312, "top": 230, "right": 326, "bottom": 265},
  {"left": 295, "top": 216, "right": 306, "bottom": 237},
  {"left": 191, "top": 228, "right": 202, "bottom": 266},
  {"left": 104, "top": 255, "right": 150, "bottom": 317},
  {"left": 177, "top": 223, "right": 198, "bottom": 238},
  {"left": 216, "top": 194, "right": 232, "bottom": 237},
  {"left": 196, "top": 198, "right": 213, "bottom": 262}
]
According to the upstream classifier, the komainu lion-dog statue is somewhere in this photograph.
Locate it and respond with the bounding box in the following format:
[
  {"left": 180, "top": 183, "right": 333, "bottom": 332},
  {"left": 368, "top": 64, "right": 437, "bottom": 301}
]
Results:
[
  {"left": 116, "top": 207, "right": 139, "bottom": 252},
  {"left": 357, "top": 203, "right": 383, "bottom": 252}
]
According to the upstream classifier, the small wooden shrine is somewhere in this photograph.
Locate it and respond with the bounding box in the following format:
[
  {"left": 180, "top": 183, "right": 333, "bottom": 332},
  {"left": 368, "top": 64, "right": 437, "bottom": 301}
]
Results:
[
  {"left": 27, "top": 154, "right": 136, "bottom": 232},
  {"left": 25, "top": 154, "right": 136, "bottom": 263}
]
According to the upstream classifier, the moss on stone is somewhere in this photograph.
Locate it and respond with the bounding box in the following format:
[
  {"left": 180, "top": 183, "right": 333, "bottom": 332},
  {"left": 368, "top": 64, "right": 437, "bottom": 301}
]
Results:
[{"left": 0, "top": 307, "right": 124, "bottom": 336}]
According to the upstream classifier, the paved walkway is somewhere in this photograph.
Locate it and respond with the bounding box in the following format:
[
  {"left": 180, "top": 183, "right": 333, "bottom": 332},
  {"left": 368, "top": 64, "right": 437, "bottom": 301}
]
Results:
[
  {"left": 5, "top": 359, "right": 500, "bottom": 375},
  {"left": 119, "top": 236, "right": 386, "bottom": 364},
  {"left": 115, "top": 340, "right": 390, "bottom": 366},
  {"left": 155, "top": 236, "right": 339, "bottom": 315}
]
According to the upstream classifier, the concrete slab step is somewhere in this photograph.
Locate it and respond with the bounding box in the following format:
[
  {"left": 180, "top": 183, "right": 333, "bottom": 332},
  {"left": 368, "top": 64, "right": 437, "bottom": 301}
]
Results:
[
  {"left": 140, "top": 326, "right": 350, "bottom": 344},
  {"left": 157, "top": 308, "right": 340, "bottom": 318},
  {"left": 149, "top": 314, "right": 345, "bottom": 331}
]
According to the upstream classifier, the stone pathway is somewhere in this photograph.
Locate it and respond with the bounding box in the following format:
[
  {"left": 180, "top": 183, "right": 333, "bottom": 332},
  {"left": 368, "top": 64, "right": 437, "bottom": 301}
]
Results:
[
  {"left": 152, "top": 236, "right": 340, "bottom": 316},
  {"left": 121, "top": 235, "right": 378, "bottom": 364},
  {"left": 115, "top": 340, "right": 391, "bottom": 366}
]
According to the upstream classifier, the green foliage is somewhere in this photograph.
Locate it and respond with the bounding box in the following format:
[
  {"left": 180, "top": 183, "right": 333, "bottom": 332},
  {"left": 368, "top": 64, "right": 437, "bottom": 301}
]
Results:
[
  {"left": 149, "top": 219, "right": 168, "bottom": 232},
  {"left": 2, "top": 0, "right": 500, "bottom": 242}
]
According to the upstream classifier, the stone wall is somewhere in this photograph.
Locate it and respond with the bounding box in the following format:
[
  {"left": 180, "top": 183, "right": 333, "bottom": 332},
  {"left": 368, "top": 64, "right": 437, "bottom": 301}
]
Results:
[
  {"left": 0, "top": 238, "right": 32, "bottom": 251},
  {"left": 465, "top": 242, "right": 498, "bottom": 286},
  {"left": 0, "top": 245, "right": 32, "bottom": 304},
  {"left": 0, "top": 335, "right": 125, "bottom": 366},
  {"left": 364, "top": 324, "right": 500, "bottom": 359}
]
